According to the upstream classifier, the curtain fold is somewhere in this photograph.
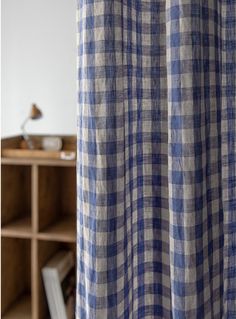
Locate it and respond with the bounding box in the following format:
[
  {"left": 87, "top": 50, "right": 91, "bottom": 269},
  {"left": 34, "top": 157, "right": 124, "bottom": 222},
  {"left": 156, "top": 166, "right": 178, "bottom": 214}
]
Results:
[{"left": 77, "top": 1, "right": 236, "bottom": 318}]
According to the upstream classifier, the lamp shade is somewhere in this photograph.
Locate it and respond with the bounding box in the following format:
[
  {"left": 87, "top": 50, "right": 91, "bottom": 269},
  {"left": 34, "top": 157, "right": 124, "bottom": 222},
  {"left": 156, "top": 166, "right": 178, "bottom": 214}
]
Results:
[{"left": 29, "top": 104, "right": 42, "bottom": 120}]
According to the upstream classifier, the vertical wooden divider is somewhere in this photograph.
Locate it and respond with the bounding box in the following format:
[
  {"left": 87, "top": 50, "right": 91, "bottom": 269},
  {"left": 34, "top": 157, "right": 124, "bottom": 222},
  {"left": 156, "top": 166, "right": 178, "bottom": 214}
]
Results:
[
  {"left": 32, "top": 239, "right": 38, "bottom": 319},
  {"left": 31, "top": 165, "right": 39, "bottom": 319}
]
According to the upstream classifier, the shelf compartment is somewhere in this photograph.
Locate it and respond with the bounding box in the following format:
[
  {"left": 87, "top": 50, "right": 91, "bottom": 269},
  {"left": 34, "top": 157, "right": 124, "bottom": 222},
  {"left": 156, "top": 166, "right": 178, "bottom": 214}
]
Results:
[
  {"left": 37, "top": 241, "right": 76, "bottom": 319},
  {"left": 1, "top": 238, "right": 31, "bottom": 318},
  {"left": 1, "top": 165, "right": 32, "bottom": 234},
  {"left": 38, "top": 166, "right": 76, "bottom": 235},
  {"left": 2, "top": 293, "right": 31, "bottom": 319},
  {"left": 1, "top": 216, "right": 32, "bottom": 238},
  {"left": 37, "top": 215, "right": 76, "bottom": 242}
]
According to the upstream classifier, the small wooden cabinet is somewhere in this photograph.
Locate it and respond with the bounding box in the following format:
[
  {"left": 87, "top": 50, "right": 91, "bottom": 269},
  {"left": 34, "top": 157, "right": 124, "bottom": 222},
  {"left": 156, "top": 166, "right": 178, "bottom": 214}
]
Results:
[{"left": 1, "top": 136, "right": 76, "bottom": 319}]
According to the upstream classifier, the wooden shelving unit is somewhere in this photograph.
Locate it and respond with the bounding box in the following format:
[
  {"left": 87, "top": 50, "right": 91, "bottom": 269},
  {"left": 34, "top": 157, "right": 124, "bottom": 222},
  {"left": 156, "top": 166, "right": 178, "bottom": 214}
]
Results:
[{"left": 1, "top": 136, "right": 76, "bottom": 319}]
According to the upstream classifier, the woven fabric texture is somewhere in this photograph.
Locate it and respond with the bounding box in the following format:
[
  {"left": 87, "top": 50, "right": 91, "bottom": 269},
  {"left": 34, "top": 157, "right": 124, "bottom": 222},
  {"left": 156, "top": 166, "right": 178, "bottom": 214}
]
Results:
[{"left": 77, "top": 1, "right": 236, "bottom": 318}]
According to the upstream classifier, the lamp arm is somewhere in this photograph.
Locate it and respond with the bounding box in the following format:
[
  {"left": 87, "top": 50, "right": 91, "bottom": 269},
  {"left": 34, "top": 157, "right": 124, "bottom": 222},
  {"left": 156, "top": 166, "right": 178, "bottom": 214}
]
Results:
[
  {"left": 21, "top": 117, "right": 29, "bottom": 134},
  {"left": 21, "top": 117, "right": 34, "bottom": 149}
]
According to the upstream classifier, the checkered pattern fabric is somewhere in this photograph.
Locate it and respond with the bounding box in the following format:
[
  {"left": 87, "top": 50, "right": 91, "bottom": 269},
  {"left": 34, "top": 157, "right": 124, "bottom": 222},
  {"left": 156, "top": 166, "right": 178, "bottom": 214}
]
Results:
[
  {"left": 76, "top": 1, "right": 236, "bottom": 318},
  {"left": 221, "top": 1, "right": 236, "bottom": 318}
]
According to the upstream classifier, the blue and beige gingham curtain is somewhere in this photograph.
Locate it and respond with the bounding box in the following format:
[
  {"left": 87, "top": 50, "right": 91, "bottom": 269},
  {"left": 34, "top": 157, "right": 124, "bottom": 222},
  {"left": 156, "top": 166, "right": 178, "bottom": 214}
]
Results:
[{"left": 77, "top": 1, "right": 236, "bottom": 318}]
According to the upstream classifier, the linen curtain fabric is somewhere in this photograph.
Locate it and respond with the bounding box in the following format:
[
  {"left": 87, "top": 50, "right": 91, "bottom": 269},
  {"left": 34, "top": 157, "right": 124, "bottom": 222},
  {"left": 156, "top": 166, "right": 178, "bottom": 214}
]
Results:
[{"left": 77, "top": 1, "right": 236, "bottom": 318}]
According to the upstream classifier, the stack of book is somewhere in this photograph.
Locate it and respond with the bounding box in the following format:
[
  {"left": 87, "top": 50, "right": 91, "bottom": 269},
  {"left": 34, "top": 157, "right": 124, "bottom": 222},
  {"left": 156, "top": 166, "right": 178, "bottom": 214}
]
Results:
[{"left": 42, "top": 250, "right": 75, "bottom": 319}]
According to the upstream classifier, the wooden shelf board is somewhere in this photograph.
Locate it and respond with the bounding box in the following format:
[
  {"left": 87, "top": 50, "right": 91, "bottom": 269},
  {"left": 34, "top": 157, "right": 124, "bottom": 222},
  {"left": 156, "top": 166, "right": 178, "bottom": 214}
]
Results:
[
  {"left": 37, "top": 216, "right": 76, "bottom": 243},
  {"left": 1, "top": 157, "right": 76, "bottom": 167},
  {"left": 2, "top": 293, "right": 31, "bottom": 319},
  {"left": 1, "top": 217, "right": 32, "bottom": 238}
]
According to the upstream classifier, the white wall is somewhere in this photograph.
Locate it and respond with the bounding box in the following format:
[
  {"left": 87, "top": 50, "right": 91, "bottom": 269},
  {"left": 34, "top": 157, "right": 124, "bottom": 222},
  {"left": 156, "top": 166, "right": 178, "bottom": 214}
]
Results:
[{"left": 1, "top": 0, "right": 77, "bottom": 137}]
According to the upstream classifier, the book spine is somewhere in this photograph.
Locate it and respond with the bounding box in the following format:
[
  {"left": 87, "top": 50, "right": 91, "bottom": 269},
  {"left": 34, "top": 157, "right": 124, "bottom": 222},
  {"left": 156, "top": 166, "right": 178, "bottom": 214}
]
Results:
[{"left": 42, "top": 269, "right": 59, "bottom": 319}]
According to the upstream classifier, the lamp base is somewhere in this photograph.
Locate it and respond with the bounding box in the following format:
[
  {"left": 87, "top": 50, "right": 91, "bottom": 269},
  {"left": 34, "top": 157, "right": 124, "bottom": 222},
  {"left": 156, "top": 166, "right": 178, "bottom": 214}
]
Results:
[{"left": 21, "top": 135, "right": 35, "bottom": 150}]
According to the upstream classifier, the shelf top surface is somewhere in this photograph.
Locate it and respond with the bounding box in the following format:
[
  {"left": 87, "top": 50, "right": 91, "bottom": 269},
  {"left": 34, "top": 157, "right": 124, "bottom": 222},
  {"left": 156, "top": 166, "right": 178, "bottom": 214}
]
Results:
[{"left": 1, "top": 157, "right": 76, "bottom": 167}]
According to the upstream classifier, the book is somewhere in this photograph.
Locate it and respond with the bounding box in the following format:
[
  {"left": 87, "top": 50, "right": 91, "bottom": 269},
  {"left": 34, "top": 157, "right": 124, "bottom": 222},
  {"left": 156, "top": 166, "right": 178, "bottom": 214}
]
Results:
[{"left": 42, "top": 250, "right": 75, "bottom": 319}]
